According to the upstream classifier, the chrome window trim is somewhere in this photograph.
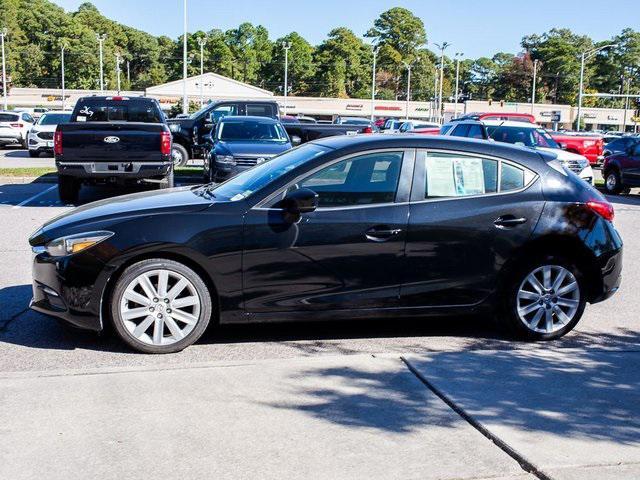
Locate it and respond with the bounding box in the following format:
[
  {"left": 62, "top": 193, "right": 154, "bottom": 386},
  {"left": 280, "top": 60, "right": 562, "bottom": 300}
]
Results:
[
  {"left": 409, "top": 148, "right": 539, "bottom": 205},
  {"left": 253, "top": 148, "right": 414, "bottom": 211}
]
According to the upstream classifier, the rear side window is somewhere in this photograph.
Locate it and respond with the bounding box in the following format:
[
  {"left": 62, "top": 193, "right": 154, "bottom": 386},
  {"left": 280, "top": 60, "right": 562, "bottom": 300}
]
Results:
[
  {"left": 246, "top": 104, "right": 274, "bottom": 117},
  {"left": 72, "top": 100, "right": 162, "bottom": 123},
  {"left": 440, "top": 124, "right": 455, "bottom": 135},
  {"left": 450, "top": 124, "right": 470, "bottom": 137},
  {"left": 417, "top": 151, "right": 534, "bottom": 199}
]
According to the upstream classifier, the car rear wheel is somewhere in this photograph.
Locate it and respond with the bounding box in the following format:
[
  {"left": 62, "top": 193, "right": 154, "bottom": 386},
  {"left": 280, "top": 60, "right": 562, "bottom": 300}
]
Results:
[
  {"left": 603, "top": 169, "right": 629, "bottom": 195},
  {"left": 110, "top": 259, "right": 212, "bottom": 353},
  {"left": 502, "top": 257, "right": 586, "bottom": 340},
  {"left": 58, "top": 175, "right": 80, "bottom": 204},
  {"left": 171, "top": 144, "right": 189, "bottom": 167}
]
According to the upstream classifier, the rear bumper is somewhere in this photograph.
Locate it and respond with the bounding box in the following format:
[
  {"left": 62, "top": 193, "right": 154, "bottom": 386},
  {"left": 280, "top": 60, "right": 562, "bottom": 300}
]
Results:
[
  {"left": 56, "top": 161, "right": 172, "bottom": 180},
  {"left": 591, "top": 247, "right": 623, "bottom": 303},
  {"left": 0, "top": 132, "right": 22, "bottom": 143}
]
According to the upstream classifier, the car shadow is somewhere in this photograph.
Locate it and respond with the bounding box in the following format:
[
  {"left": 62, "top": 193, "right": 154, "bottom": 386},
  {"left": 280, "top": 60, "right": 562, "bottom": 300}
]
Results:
[{"left": 605, "top": 193, "right": 640, "bottom": 206}]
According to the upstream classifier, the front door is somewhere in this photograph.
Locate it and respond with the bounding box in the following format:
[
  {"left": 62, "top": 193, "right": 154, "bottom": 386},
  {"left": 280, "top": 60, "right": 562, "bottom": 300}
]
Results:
[
  {"left": 621, "top": 142, "right": 640, "bottom": 185},
  {"left": 242, "top": 149, "right": 414, "bottom": 313},
  {"left": 401, "top": 149, "right": 544, "bottom": 307}
]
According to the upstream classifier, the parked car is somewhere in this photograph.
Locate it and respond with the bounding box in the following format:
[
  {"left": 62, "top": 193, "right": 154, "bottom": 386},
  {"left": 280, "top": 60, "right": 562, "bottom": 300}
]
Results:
[
  {"left": 283, "top": 121, "right": 374, "bottom": 144},
  {"left": 280, "top": 115, "right": 317, "bottom": 124},
  {"left": 334, "top": 116, "right": 375, "bottom": 127},
  {"left": 54, "top": 96, "right": 173, "bottom": 203},
  {"left": 399, "top": 121, "right": 440, "bottom": 135},
  {"left": 27, "top": 111, "right": 72, "bottom": 157},
  {"left": 382, "top": 119, "right": 403, "bottom": 133},
  {"left": 548, "top": 131, "right": 604, "bottom": 165},
  {"left": 441, "top": 118, "right": 595, "bottom": 185},
  {"left": 202, "top": 116, "right": 293, "bottom": 182},
  {"left": 29, "top": 135, "right": 622, "bottom": 353},
  {"left": 602, "top": 140, "right": 640, "bottom": 194},
  {"left": 603, "top": 136, "right": 640, "bottom": 158},
  {"left": 167, "top": 99, "right": 280, "bottom": 165},
  {"left": 0, "top": 110, "right": 35, "bottom": 148}
]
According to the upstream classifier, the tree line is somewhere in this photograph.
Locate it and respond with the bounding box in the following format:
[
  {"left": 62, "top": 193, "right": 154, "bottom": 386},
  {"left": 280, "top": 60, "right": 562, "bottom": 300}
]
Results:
[{"left": 0, "top": 1, "right": 638, "bottom": 109}]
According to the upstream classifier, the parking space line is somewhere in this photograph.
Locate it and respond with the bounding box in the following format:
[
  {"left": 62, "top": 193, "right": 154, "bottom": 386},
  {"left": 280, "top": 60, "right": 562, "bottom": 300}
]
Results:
[{"left": 12, "top": 185, "right": 57, "bottom": 209}]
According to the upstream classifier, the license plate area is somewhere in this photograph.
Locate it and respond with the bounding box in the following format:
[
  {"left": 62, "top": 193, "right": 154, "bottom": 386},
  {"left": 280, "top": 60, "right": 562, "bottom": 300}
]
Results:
[{"left": 91, "top": 163, "right": 134, "bottom": 173}]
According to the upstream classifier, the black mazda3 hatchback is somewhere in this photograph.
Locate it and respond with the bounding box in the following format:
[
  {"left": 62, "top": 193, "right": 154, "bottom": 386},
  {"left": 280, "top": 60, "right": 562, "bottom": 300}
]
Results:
[{"left": 29, "top": 135, "right": 623, "bottom": 353}]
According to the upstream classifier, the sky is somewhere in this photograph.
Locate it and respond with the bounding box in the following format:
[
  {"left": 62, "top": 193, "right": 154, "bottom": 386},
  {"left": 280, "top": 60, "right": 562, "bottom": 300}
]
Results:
[{"left": 51, "top": 0, "right": 640, "bottom": 59}]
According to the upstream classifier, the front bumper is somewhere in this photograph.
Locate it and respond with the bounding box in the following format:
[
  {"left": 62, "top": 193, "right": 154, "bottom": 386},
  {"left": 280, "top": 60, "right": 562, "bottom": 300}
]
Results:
[
  {"left": 213, "top": 163, "right": 253, "bottom": 180},
  {"left": 56, "top": 161, "right": 172, "bottom": 180},
  {"left": 30, "top": 251, "right": 105, "bottom": 331},
  {"left": 28, "top": 134, "right": 54, "bottom": 151}
]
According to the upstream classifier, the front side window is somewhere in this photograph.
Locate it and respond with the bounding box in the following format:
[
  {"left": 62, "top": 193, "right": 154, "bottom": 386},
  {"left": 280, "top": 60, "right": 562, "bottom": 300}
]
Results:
[
  {"left": 487, "top": 126, "right": 559, "bottom": 149},
  {"left": 294, "top": 151, "right": 404, "bottom": 208},
  {"left": 450, "top": 124, "right": 470, "bottom": 137},
  {"left": 467, "top": 125, "right": 485, "bottom": 139}
]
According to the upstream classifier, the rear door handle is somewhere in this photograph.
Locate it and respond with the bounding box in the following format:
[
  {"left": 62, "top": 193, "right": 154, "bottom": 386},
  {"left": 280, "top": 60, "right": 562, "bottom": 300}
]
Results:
[
  {"left": 365, "top": 227, "right": 402, "bottom": 242},
  {"left": 494, "top": 215, "right": 527, "bottom": 228}
]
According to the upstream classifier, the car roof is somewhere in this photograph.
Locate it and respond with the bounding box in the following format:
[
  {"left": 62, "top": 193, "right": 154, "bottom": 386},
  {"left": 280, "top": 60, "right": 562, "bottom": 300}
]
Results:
[
  {"left": 220, "top": 115, "right": 279, "bottom": 123},
  {"left": 482, "top": 120, "right": 542, "bottom": 128},
  {"left": 310, "top": 134, "right": 552, "bottom": 167}
]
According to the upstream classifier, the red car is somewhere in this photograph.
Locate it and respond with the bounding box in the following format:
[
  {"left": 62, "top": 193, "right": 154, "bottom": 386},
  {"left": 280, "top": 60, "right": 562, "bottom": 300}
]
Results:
[{"left": 548, "top": 132, "right": 604, "bottom": 165}]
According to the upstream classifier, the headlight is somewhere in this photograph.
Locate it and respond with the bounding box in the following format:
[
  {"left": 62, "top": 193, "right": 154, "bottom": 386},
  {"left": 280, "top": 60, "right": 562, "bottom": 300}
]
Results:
[
  {"left": 216, "top": 155, "right": 236, "bottom": 165},
  {"left": 169, "top": 124, "right": 181, "bottom": 132},
  {"left": 41, "top": 231, "right": 113, "bottom": 257},
  {"left": 30, "top": 129, "right": 39, "bottom": 136}
]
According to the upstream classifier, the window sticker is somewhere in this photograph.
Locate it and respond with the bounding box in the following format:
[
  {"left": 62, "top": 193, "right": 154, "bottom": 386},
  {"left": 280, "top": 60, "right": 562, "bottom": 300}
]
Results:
[
  {"left": 453, "top": 158, "right": 485, "bottom": 196},
  {"left": 79, "top": 106, "right": 94, "bottom": 117},
  {"left": 76, "top": 116, "right": 86, "bottom": 122},
  {"left": 426, "top": 156, "right": 456, "bottom": 197}
]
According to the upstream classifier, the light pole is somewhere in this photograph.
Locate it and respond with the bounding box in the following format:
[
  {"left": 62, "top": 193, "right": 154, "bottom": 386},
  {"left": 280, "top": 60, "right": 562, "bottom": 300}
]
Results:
[
  {"left": 403, "top": 61, "right": 413, "bottom": 120},
  {"left": 531, "top": 58, "right": 538, "bottom": 115},
  {"left": 1, "top": 28, "right": 7, "bottom": 111},
  {"left": 197, "top": 36, "right": 207, "bottom": 106},
  {"left": 577, "top": 43, "right": 616, "bottom": 130},
  {"left": 623, "top": 72, "right": 631, "bottom": 132},
  {"left": 454, "top": 52, "right": 463, "bottom": 118},
  {"left": 126, "top": 60, "right": 130, "bottom": 86},
  {"left": 434, "top": 42, "right": 450, "bottom": 123},
  {"left": 96, "top": 33, "right": 106, "bottom": 92},
  {"left": 282, "top": 41, "right": 291, "bottom": 113},
  {"left": 433, "top": 66, "right": 438, "bottom": 122},
  {"left": 115, "top": 51, "right": 123, "bottom": 94},
  {"left": 370, "top": 45, "right": 378, "bottom": 122},
  {"left": 61, "top": 42, "right": 67, "bottom": 110},
  {"left": 182, "top": 0, "right": 189, "bottom": 114}
]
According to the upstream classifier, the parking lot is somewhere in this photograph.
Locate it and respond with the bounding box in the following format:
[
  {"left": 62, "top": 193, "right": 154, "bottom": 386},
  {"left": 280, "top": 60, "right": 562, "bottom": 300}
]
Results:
[{"left": 1, "top": 152, "right": 639, "bottom": 479}]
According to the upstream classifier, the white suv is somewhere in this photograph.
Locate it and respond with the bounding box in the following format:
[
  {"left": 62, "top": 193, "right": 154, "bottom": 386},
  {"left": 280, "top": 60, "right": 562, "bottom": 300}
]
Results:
[
  {"left": 0, "top": 111, "right": 35, "bottom": 148},
  {"left": 27, "top": 111, "right": 72, "bottom": 157}
]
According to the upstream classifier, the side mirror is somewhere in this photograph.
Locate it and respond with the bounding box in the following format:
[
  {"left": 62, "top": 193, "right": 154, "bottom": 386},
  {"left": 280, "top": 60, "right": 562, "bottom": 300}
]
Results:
[
  {"left": 279, "top": 188, "right": 318, "bottom": 222},
  {"left": 558, "top": 142, "right": 568, "bottom": 150},
  {"left": 291, "top": 135, "right": 302, "bottom": 146}
]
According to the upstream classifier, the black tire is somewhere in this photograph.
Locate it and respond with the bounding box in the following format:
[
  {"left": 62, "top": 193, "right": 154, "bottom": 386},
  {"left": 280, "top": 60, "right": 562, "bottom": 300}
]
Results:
[
  {"left": 171, "top": 143, "right": 189, "bottom": 167},
  {"left": 603, "top": 169, "right": 625, "bottom": 195},
  {"left": 202, "top": 152, "right": 214, "bottom": 183},
  {"left": 501, "top": 254, "right": 586, "bottom": 341},
  {"left": 20, "top": 137, "right": 28, "bottom": 149},
  {"left": 28, "top": 150, "right": 39, "bottom": 158},
  {"left": 110, "top": 259, "right": 212, "bottom": 354},
  {"left": 58, "top": 175, "right": 80, "bottom": 203}
]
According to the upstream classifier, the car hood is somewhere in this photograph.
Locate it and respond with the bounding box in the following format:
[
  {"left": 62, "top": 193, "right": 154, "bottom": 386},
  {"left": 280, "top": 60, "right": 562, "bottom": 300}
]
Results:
[
  {"left": 537, "top": 147, "right": 588, "bottom": 162},
  {"left": 30, "top": 186, "right": 214, "bottom": 244},
  {"left": 215, "top": 141, "right": 291, "bottom": 156}
]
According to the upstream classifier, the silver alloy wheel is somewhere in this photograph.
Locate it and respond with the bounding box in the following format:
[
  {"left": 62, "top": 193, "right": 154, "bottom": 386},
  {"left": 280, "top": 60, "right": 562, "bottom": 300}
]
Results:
[
  {"left": 171, "top": 147, "right": 184, "bottom": 166},
  {"left": 606, "top": 173, "right": 617, "bottom": 191},
  {"left": 119, "top": 269, "right": 201, "bottom": 346},
  {"left": 517, "top": 265, "right": 580, "bottom": 334}
]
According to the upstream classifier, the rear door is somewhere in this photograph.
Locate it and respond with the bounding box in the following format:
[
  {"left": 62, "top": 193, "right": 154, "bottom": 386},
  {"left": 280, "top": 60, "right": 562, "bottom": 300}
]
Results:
[
  {"left": 623, "top": 142, "right": 640, "bottom": 184},
  {"left": 401, "top": 149, "right": 544, "bottom": 307}
]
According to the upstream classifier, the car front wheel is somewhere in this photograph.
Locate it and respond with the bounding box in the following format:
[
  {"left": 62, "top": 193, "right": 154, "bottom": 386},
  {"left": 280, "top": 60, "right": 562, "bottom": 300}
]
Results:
[
  {"left": 503, "top": 257, "right": 586, "bottom": 340},
  {"left": 110, "top": 259, "right": 212, "bottom": 353}
]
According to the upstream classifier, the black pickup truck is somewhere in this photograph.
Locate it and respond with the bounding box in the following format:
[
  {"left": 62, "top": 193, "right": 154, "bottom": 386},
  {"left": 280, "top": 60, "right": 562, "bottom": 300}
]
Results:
[
  {"left": 54, "top": 96, "right": 173, "bottom": 203},
  {"left": 167, "top": 99, "right": 373, "bottom": 164}
]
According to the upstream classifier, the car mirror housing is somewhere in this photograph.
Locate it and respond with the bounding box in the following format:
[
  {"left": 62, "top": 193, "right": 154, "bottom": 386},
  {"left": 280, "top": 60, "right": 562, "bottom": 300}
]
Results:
[
  {"left": 279, "top": 188, "right": 319, "bottom": 221},
  {"left": 291, "top": 135, "right": 302, "bottom": 146}
]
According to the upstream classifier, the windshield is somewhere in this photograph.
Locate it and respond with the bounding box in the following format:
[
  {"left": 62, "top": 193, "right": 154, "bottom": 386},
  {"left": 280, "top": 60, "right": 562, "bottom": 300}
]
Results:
[
  {"left": 217, "top": 120, "right": 288, "bottom": 142},
  {"left": 487, "top": 126, "right": 560, "bottom": 149},
  {"left": 202, "top": 143, "right": 329, "bottom": 201},
  {"left": 38, "top": 113, "right": 71, "bottom": 125}
]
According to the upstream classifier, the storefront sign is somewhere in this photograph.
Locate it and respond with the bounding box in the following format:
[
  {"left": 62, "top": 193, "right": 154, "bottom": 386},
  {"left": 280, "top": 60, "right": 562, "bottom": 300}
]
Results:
[
  {"left": 346, "top": 104, "right": 363, "bottom": 111},
  {"left": 376, "top": 105, "right": 402, "bottom": 111}
]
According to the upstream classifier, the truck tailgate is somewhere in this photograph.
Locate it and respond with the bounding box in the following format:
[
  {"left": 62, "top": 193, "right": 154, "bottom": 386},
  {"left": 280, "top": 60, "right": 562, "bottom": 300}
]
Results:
[{"left": 61, "top": 122, "right": 165, "bottom": 162}]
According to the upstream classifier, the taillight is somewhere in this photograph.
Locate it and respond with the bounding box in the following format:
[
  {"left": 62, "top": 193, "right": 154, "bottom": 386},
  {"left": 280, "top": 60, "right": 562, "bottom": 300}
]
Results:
[
  {"left": 54, "top": 130, "right": 63, "bottom": 155},
  {"left": 160, "top": 131, "right": 171, "bottom": 155},
  {"left": 586, "top": 200, "right": 614, "bottom": 222},
  {"left": 10, "top": 123, "right": 23, "bottom": 128},
  {"left": 363, "top": 126, "right": 373, "bottom": 134}
]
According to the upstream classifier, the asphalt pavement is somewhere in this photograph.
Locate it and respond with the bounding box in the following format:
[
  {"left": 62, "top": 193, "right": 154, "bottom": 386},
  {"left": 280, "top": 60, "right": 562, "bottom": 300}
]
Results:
[{"left": 0, "top": 166, "right": 638, "bottom": 479}]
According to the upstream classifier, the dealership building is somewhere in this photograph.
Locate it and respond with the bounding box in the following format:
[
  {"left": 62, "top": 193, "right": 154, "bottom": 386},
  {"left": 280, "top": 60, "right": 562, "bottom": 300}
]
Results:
[{"left": 5, "top": 72, "right": 639, "bottom": 132}]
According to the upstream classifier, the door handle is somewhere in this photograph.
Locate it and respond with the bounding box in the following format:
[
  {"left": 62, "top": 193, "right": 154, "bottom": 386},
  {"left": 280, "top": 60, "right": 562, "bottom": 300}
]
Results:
[
  {"left": 494, "top": 215, "right": 527, "bottom": 228},
  {"left": 365, "top": 227, "right": 403, "bottom": 242}
]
